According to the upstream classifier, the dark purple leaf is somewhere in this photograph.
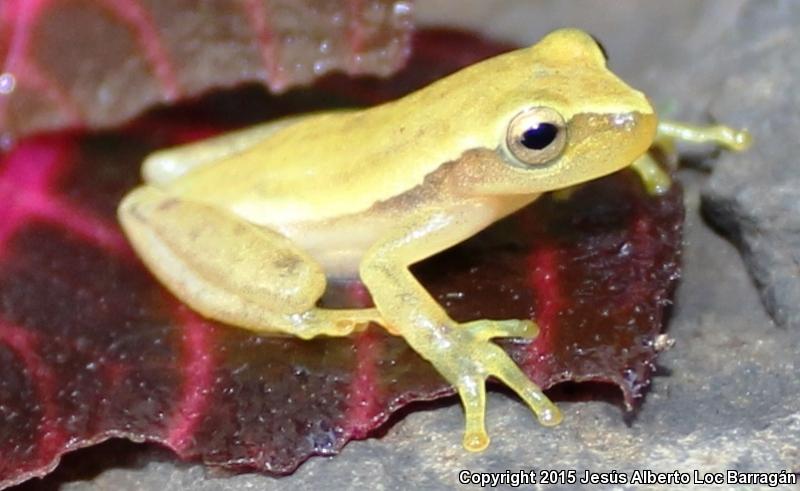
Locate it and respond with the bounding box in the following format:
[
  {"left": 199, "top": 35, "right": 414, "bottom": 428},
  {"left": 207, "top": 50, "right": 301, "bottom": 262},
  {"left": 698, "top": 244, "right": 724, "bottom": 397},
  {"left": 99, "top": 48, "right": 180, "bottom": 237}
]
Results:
[{"left": 0, "top": 30, "right": 682, "bottom": 489}]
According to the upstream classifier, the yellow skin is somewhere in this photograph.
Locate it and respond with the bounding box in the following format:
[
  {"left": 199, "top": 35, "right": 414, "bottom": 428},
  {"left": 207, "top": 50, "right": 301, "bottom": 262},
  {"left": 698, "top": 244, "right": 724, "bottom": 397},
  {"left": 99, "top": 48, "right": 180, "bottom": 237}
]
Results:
[{"left": 118, "top": 29, "right": 750, "bottom": 451}]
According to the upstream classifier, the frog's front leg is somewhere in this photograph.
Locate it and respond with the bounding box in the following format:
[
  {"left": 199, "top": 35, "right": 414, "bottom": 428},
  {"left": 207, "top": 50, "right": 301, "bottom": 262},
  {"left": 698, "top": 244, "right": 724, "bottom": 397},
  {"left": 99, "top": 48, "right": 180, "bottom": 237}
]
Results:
[
  {"left": 656, "top": 120, "right": 752, "bottom": 151},
  {"left": 118, "top": 186, "right": 383, "bottom": 339},
  {"left": 628, "top": 119, "right": 752, "bottom": 195},
  {"left": 359, "top": 207, "right": 561, "bottom": 451}
]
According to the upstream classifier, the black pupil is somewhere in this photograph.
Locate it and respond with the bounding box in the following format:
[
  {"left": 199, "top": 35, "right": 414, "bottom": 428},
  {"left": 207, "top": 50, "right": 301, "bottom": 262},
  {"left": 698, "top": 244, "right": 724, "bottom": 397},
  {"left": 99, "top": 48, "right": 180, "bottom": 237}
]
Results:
[{"left": 521, "top": 123, "right": 558, "bottom": 150}]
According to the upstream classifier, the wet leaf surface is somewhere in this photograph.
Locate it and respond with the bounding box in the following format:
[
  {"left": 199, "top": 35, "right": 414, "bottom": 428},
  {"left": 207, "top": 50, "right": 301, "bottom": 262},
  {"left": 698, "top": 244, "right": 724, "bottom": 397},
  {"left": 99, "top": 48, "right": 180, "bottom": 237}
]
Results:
[
  {"left": 0, "top": 30, "right": 682, "bottom": 489},
  {"left": 0, "top": 0, "right": 413, "bottom": 141}
]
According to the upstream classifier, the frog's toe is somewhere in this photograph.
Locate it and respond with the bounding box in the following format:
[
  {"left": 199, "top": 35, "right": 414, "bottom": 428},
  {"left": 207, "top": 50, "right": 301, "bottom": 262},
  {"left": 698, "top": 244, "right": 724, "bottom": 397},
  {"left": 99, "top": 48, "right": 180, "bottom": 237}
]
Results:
[
  {"left": 486, "top": 348, "right": 562, "bottom": 427},
  {"left": 462, "top": 318, "right": 539, "bottom": 341},
  {"left": 457, "top": 377, "right": 490, "bottom": 452},
  {"left": 444, "top": 331, "right": 560, "bottom": 451},
  {"left": 293, "top": 321, "right": 357, "bottom": 340},
  {"left": 291, "top": 308, "right": 384, "bottom": 339}
]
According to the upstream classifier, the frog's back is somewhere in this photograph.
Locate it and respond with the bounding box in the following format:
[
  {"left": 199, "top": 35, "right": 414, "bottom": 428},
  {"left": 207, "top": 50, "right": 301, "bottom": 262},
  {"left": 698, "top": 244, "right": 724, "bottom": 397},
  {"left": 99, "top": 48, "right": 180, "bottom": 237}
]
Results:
[
  {"left": 162, "top": 39, "right": 544, "bottom": 223},
  {"left": 167, "top": 97, "right": 478, "bottom": 225},
  {"left": 167, "top": 29, "right": 652, "bottom": 226}
]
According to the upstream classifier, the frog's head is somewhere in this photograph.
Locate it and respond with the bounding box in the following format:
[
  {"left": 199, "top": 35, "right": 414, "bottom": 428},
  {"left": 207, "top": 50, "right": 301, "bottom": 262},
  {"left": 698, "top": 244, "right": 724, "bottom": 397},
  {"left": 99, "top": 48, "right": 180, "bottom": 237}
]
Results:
[{"left": 449, "top": 28, "right": 657, "bottom": 195}]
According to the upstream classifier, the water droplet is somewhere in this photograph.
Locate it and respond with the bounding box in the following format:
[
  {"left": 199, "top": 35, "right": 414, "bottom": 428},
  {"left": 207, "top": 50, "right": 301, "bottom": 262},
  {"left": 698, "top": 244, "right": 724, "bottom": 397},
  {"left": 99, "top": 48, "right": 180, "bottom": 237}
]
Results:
[
  {"left": 319, "top": 39, "right": 331, "bottom": 54},
  {"left": 393, "top": 1, "right": 411, "bottom": 16},
  {"left": 0, "top": 73, "right": 15, "bottom": 94},
  {"left": 313, "top": 60, "right": 330, "bottom": 75},
  {"left": 0, "top": 133, "right": 15, "bottom": 151},
  {"left": 618, "top": 241, "right": 632, "bottom": 257}
]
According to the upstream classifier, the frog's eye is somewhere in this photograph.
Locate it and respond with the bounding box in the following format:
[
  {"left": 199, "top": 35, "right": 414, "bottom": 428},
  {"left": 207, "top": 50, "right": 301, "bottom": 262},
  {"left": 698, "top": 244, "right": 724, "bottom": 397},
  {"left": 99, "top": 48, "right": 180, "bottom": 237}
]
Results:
[{"left": 506, "top": 107, "right": 567, "bottom": 166}]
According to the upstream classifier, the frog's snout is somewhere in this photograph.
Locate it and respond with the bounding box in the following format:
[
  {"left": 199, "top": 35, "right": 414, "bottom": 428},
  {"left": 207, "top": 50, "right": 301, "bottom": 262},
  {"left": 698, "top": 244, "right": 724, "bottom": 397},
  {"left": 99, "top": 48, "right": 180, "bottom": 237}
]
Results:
[
  {"left": 596, "top": 109, "right": 657, "bottom": 167},
  {"left": 617, "top": 109, "right": 657, "bottom": 148},
  {"left": 525, "top": 108, "right": 654, "bottom": 192},
  {"left": 626, "top": 110, "right": 658, "bottom": 157},
  {"left": 567, "top": 109, "right": 656, "bottom": 173}
]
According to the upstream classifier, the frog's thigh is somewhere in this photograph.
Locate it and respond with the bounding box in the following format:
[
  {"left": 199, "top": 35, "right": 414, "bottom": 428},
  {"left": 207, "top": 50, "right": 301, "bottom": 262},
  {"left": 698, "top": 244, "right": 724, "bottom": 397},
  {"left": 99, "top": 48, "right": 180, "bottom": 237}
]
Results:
[
  {"left": 142, "top": 114, "right": 312, "bottom": 186},
  {"left": 118, "top": 186, "right": 380, "bottom": 338}
]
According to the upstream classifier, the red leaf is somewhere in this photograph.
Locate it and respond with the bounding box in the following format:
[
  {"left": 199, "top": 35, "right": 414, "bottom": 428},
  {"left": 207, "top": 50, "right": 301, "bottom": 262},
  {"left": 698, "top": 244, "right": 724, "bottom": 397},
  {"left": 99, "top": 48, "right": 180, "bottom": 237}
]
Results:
[
  {"left": 0, "top": 30, "right": 682, "bottom": 488},
  {"left": 0, "top": 0, "right": 413, "bottom": 141}
]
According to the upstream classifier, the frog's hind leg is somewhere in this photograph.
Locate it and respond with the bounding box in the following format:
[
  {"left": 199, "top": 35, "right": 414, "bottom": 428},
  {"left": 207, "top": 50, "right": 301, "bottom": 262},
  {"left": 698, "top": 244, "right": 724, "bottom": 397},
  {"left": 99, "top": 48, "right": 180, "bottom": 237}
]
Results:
[
  {"left": 142, "top": 114, "right": 313, "bottom": 186},
  {"left": 118, "top": 186, "right": 383, "bottom": 339}
]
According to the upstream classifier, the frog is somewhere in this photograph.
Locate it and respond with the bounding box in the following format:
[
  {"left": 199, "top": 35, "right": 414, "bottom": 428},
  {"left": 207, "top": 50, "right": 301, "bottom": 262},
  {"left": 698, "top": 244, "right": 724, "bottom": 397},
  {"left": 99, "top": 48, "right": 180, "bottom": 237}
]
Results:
[{"left": 118, "top": 28, "right": 750, "bottom": 452}]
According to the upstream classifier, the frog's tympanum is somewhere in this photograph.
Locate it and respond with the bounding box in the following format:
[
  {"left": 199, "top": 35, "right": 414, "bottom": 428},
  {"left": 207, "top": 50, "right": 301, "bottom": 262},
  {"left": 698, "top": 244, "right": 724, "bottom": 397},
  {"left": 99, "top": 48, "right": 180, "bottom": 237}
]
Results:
[{"left": 118, "top": 29, "right": 750, "bottom": 451}]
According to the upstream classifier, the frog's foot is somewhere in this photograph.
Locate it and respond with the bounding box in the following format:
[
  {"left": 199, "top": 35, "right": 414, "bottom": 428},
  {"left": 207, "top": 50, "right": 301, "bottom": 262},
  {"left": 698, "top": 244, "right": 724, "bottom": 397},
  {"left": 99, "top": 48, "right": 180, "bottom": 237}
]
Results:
[
  {"left": 461, "top": 318, "right": 538, "bottom": 341},
  {"left": 290, "top": 307, "right": 385, "bottom": 340},
  {"left": 432, "top": 319, "right": 561, "bottom": 451}
]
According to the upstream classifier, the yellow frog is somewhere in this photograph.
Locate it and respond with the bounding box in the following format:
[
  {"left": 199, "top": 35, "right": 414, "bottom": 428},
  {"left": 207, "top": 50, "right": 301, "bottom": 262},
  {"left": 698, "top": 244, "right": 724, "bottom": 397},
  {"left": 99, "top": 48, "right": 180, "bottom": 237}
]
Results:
[{"left": 118, "top": 29, "right": 749, "bottom": 451}]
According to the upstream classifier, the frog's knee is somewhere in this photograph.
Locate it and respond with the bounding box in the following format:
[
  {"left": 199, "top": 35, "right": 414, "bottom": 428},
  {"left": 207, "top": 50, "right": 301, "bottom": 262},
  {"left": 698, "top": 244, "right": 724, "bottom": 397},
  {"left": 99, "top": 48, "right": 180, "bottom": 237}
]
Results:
[
  {"left": 118, "top": 185, "right": 162, "bottom": 222},
  {"left": 119, "top": 186, "right": 326, "bottom": 314}
]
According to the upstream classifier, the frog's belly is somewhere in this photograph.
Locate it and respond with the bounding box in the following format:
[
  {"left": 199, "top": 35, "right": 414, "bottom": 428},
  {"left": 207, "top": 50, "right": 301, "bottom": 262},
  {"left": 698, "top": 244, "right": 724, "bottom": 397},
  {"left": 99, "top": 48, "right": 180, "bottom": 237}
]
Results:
[
  {"left": 272, "top": 215, "right": 398, "bottom": 280},
  {"left": 265, "top": 194, "right": 539, "bottom": 281}
]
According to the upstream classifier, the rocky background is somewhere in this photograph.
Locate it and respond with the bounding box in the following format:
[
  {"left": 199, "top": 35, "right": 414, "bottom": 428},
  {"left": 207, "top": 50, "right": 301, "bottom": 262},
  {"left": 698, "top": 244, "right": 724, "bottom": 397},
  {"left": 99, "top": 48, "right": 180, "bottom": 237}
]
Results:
[{"left": 15, "top": 1, "right": 800, "bottom": 490}]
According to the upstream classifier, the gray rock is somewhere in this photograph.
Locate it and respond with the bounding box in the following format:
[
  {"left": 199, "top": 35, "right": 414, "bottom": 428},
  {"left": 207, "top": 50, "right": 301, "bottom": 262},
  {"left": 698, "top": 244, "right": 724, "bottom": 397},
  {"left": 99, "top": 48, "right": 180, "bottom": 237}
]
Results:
[{"left": 699, "top": 0, "right": 800, "bottom": 328}]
